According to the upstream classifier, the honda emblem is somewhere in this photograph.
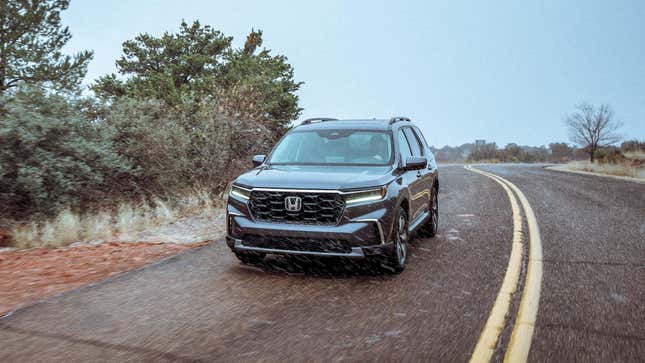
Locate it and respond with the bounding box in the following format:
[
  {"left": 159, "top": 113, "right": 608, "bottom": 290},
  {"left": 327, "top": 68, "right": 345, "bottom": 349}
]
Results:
[{"left": 285, "top": 196, "right": 302, "bottom": 212}]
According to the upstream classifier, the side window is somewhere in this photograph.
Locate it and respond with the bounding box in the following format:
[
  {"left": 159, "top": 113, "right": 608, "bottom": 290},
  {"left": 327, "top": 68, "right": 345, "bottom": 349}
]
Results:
[
  {"left": 397, "top": 130, "right": 413, "bottom": 160},
  {"left": 403, "top": 127, "right": 423, "bottom": 156},
  {"left": 414, "top": 126, "right": 436, "bottom": 166},
  {"left": 413, "top": 127, "right": 430, "bottom": 149}
]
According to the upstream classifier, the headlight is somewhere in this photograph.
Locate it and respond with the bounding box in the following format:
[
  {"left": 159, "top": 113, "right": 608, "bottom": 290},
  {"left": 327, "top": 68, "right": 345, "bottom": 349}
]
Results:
[
  {"left": 344, "top": 185, "right": 387, "bottom": 205},
  {"left": 230, "top": 184, "right": 251, "bottom": 200}
]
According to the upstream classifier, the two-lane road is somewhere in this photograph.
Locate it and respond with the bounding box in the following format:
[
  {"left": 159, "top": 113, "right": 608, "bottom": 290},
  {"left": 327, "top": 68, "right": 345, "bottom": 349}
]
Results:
[
  {"left": 1, "top": 165, "right": 643, "bottom": 362},
  {"left": 479, "top": 164, "right": 645, "bottom": 361}
]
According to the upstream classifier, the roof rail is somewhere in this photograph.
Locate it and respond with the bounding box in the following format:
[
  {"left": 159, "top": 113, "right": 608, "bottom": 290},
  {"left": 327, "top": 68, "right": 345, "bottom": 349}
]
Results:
[
  {"left": 388, "top": 116, "right": 411, "bottom": 125},
  {"left": 300, "top": 117, "right": 338, "bottom": 125}
]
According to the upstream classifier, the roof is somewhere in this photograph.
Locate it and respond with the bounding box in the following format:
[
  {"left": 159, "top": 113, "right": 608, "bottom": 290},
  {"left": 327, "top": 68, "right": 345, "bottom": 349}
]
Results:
[{"left": 294, "top": 119, "right": 399, "bottom": 131}]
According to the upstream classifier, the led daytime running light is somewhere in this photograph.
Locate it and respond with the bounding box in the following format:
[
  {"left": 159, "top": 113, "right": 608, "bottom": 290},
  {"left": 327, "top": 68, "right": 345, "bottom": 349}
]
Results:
[
  {"left": 230, "top": 185, "right": 250, "bottom": 200},
  {"left": 345, "top": 186, "right": 387, "bottom": 204}
]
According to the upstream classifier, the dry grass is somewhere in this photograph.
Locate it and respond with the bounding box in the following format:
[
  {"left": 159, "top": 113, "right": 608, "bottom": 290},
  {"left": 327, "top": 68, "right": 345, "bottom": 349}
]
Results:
[
  {"left": 623, "top": 151, "right": 645, "bottom": 160},
  {"left": 8, "top": 190, "right": 223, "bottom": 249},
  {"left": 566, "top": 160, "right": 645, "bottom": 179}
]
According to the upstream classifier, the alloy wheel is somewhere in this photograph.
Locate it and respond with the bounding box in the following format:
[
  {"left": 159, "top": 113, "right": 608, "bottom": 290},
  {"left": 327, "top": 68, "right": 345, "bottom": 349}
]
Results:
[
  {"left": 431, "top": 189, "right": 439, "bottom": 232},
  {"left": 396, "top": 213, "right": 408, "bottom": 265}
]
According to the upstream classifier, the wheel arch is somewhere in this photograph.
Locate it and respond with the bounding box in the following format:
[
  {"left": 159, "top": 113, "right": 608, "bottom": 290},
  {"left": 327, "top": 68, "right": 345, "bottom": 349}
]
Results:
[{"left": 398, "top": 196, "right": 410, "bottom": 218}]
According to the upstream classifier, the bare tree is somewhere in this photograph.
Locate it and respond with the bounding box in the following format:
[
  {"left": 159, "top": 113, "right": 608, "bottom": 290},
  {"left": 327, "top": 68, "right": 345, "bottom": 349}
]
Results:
[{"left": 565, "top": 103, "right": 622, "bottom": 162}]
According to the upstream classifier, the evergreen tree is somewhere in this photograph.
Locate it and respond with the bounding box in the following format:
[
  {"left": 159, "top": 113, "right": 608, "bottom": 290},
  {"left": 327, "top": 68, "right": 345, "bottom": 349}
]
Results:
[
  {"left": 220, "top": 29, "right": 302, "bottom": 134},
  {"left": 0, "top": 0, "right": 93, "bottom": 94},
  {"left": 92, "top": 20, "right": 233, "bottom": 105},
  {"left": 92, "top": 22, "right": 302, "bottom": 132}
]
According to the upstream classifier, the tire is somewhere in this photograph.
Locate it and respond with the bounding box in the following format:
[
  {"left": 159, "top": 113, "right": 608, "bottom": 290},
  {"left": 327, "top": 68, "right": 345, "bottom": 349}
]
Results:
[
  {"left": 234, "top": 251, "right": 266, "bottom": 264},
  {"left": 386, "top": 206, "right": 409, "bottom": 273},
  {"left": 418, "top": 187, "right": 438, "bottom": 238}
]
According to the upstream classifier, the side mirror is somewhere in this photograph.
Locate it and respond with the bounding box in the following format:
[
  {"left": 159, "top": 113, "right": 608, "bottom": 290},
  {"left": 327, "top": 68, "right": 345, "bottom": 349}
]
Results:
[
  {"left": 404, "top": 156, "right": 427, "bottom": 170},
  {"left": 252, "top": 154, "right": 266, "bottom": 167}
]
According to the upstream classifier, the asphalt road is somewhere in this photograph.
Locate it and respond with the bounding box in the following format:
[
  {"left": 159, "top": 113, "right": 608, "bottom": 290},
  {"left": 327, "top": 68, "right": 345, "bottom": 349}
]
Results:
[
  {"left": 1, "top": 165, "right": 643, "bottom": 362},
  {"left": 478, "top": 164, "right": 645, "bottom": 362}
]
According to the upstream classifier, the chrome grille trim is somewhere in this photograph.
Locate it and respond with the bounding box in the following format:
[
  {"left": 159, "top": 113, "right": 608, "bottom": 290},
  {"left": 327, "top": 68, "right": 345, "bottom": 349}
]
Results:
[{"left": 249, "top": 190, "right": 345, "bottom": 225}]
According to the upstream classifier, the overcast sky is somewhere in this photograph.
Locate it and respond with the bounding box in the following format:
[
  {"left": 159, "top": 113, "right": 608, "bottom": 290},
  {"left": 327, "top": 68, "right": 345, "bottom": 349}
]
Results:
[{"left": 62, "top": 0, "right": 644, "bottom": 147}]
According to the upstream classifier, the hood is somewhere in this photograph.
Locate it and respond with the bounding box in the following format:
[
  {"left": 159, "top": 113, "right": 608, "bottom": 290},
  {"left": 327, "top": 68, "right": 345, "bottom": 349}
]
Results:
[{"left": 235, "top": 165, "right": 395, "bottom": 190}]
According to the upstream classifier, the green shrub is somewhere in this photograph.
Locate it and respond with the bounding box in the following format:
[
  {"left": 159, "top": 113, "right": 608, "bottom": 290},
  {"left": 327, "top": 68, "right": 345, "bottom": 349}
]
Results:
[
  {"left": 103, "top": 98, "right": 242, "bottom": 196},
  {"left": 0, "top": 87, "right": 135, "bottom": 219}
]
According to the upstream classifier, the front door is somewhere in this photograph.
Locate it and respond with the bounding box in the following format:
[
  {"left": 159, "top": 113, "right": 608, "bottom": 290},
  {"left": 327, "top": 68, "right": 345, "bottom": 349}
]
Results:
[
  {"left": 402, "top": 127, "right": 432, "bottom": 224},
  {"left": 397, "top": 128, "right": 429, "bottom": 224}
]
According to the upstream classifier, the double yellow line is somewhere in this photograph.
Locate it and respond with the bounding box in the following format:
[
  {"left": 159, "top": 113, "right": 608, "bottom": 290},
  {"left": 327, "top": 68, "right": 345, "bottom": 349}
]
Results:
[{"left": 465, "top": 165, "right": 543, "bottom": 363}]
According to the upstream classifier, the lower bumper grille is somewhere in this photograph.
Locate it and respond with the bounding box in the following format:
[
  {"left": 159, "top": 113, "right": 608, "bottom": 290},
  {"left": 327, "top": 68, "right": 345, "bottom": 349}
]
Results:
[{"left": 243, "top": 234, "right": 352, "bottom": 253}]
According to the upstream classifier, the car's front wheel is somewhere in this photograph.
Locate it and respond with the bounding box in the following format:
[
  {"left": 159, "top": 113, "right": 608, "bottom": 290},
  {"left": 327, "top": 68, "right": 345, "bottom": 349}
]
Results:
[{"left": 386, "top": 207, "right": 409, "bottom": 273}]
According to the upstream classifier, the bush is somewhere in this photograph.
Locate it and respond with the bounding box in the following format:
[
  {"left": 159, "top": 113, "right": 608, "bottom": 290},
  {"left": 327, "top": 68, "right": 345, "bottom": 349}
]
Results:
[
  {"left": 0, "top": 87, "right": 135, "bottom": 219},
  {"left": 103, "top": 97, "right": 262, "bottom": 197},
  {"left": 0, "top": 86, "right": 275, "bottom": 224},
  {"left": 620, "top": 140, "right": 645, "bottom": 153}
]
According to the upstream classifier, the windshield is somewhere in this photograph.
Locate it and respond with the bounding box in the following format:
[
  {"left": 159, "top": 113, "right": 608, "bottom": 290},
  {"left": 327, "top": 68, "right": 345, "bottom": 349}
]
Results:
[{"left": 268, "top": 130, "right": 393, "bottom": 165}]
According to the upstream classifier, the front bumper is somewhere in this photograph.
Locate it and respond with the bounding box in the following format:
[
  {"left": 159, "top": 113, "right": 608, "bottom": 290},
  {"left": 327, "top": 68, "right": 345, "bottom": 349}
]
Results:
[
  {"left": 226, "top": 187, "right": 397, "bottom": 258},
  {"left": 227, "top": 205, "right": 393, "bottom": 258}
]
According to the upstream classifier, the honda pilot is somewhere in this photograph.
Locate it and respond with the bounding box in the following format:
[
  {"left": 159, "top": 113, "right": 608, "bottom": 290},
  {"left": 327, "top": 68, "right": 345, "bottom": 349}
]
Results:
[{"left": 226, "top": 117, "right": 439, "bottom": 272}]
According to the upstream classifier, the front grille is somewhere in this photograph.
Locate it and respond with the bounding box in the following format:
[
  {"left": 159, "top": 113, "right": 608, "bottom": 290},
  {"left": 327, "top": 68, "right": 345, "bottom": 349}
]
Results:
[
  {"left": 249, "top": 190, "right": 345, "bottom": 225},
  {"left": 243, "top": 234, "right": 352, "bottom": 253}
]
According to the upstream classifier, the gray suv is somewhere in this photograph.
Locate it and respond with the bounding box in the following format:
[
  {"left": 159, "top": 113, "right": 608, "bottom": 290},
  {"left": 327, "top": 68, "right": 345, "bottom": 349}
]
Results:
[{"left": 226, "top": 117, "right": 439, "bottom": 272}]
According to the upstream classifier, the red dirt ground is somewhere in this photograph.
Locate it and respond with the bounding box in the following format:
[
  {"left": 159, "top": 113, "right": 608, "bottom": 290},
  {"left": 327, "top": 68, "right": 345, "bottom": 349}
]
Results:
[{"left": 0, "top": 241, "right": 209, "bottom": 316}]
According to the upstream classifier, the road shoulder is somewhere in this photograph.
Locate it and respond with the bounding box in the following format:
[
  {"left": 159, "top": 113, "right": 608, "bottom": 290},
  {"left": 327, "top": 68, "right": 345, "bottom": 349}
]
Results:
[
  {"left": 0, "top": 241, "right": 210, "bottom": 318},
  {"left": 545, "top": 165, "right": 645, "bottom": 184}
]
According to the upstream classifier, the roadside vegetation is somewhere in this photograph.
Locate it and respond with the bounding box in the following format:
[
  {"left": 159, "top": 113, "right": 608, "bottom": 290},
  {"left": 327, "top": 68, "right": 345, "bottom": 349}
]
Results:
[
  {"left": 432, "top": 141, "right": 580, "bottom": 163},
  {"left": 9, "top": 191, "right": 221, "bottom": 249},
  {"left": 563, "top": 144, "right": 645, "bottom": 179},
  {"left": 561, "top": 104, "right": 643, "bottom": 179},
  {"left": 433, "top": 104, "right": 643, "bottom": 180},
  {"left": 433, "top": 139, "right": 643, "bottom": 179},
  {"left": 0, "top": 1, "right": 301, "bottom": 247}
]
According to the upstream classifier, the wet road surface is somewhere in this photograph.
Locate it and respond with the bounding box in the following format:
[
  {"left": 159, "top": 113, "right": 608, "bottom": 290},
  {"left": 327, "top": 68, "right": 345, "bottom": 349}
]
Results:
[
  {"left": 1, "top": 165, "right": 643, "bottom": 362},
  {"left": 479, "top": 164, "right": 645, "bottom": 362}
]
